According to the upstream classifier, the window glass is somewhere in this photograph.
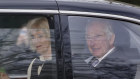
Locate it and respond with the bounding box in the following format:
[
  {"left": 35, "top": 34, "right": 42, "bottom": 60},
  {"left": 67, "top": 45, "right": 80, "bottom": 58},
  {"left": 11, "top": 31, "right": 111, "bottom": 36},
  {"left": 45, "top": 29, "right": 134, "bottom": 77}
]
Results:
[
  {"left": 68, "top": 16, "right": 140, "bottom": 79},
  {"left": 0, "top": 15, "right": 57, "bottom": 79}
]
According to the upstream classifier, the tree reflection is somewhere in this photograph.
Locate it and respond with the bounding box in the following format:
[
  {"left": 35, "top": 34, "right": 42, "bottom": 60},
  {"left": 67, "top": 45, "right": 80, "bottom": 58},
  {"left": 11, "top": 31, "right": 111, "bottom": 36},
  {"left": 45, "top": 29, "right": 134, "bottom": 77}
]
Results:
[{"left": 113, "top": 0, "right": 140, "bottom": 6}]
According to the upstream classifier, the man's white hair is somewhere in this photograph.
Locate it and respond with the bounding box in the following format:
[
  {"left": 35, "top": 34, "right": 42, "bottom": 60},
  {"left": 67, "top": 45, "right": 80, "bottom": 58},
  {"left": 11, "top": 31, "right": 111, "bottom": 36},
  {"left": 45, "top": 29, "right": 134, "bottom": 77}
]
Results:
[{"left": 86, "top": 18, "right": 114, "bottom": 40}]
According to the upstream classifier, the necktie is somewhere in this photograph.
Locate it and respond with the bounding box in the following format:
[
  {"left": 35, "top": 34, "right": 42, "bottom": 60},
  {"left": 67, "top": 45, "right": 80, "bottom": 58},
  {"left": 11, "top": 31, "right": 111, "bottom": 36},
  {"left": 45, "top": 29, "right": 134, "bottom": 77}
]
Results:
[{"left": 90, "top": 58, "right": 99, "bottom": 67}]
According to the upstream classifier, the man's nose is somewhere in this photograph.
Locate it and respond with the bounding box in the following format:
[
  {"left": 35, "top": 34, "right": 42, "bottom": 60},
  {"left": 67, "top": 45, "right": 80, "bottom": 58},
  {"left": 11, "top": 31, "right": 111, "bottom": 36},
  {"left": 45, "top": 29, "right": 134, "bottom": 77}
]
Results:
[{"left": 88, "top": 39, "right": 96, "bottom": 46}]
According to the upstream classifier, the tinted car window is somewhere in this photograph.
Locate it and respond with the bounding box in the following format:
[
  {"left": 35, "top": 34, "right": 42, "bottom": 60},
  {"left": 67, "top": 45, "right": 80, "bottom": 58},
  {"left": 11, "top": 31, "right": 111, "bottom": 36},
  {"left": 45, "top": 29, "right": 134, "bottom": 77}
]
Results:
[
  {"left": 0, "top": 15, "right": 57, "bottom": 79},
  {"left": 68, "top": 16, "right": 140, "bottom": 79}
]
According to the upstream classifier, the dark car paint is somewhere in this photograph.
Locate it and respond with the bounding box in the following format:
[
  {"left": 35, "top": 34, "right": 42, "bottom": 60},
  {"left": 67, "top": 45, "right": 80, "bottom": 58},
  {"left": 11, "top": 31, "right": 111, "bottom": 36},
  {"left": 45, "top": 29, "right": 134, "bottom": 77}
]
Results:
[
  {"left": 57, "top": 1, "right": 140, "bottom": 20},
  {"left": 0, "top": 0, "right": 140, "bottom": 19},
  {"left": 54, "top": 15, "right": 65, "bottom": 79},
  {"left": 56, "top": 1, "right": 140, "bottom": 79},
  {"left": 0, "top": 0, "right": 140, "bottom": 79},
  {"left": 0, "top": 0, "right": 58, "bottom": 10},
  {"left": 58, "top": 15, "right": 73, "bottom": 79}
]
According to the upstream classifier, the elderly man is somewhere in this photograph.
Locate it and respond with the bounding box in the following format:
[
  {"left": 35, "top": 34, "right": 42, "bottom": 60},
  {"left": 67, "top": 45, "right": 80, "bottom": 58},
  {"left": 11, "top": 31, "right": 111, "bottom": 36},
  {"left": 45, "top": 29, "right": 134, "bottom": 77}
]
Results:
[
  {"left": 73, "top": 19, "right": 138, "bottom": 79},
  {"left": 85, "top": 20, "right": 138, "bottom": 79},
  {"left": 85, "top": 20, "right": 115, "bottom": 67}
]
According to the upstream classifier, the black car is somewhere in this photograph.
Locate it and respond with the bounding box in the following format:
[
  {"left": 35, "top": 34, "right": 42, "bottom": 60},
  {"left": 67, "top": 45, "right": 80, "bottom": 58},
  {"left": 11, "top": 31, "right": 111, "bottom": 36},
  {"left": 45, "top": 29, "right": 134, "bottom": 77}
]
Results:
[{"left": 0, "top": 0, "right": 140, "bottom": 79}]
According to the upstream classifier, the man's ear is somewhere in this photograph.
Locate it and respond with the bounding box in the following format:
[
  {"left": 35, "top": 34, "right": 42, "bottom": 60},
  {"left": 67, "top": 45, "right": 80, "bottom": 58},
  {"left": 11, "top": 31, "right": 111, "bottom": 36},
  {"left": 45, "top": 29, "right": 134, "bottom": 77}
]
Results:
[{"left": 110, "top": 34, "right": 115, "bottom": 45}]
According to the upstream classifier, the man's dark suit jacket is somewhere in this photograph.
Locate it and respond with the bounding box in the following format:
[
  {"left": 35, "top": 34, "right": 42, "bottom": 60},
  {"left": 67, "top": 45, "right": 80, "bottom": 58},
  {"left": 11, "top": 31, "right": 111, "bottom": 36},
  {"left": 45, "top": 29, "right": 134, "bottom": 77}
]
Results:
[{"left": 73, "top": 47, "right": 140, "bottom": 79}]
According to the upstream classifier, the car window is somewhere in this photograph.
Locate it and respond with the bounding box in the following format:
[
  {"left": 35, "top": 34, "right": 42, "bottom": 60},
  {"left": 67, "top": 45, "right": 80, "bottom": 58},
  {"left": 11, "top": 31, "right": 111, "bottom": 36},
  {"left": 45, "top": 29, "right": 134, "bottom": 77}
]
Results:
[
  {"left": 68, "top": 16, "right": 140, "bottom": 79},
  {"left": 0, "top": 15, "right": 57, "bottom": 79}
]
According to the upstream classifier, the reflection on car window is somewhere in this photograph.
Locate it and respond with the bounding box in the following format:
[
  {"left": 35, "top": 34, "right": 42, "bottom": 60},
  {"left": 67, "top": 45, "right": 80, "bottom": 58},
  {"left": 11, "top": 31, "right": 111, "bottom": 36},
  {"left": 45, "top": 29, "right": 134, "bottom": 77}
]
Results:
[
  {"left": 0, "top": 15, "right": 57, "bottom": 79},
  {"left": 68, "top": 16, "right": 140, "bottom": 79},
  {"left": 16, "top": 26, "right": 29, "bottom": 47}
]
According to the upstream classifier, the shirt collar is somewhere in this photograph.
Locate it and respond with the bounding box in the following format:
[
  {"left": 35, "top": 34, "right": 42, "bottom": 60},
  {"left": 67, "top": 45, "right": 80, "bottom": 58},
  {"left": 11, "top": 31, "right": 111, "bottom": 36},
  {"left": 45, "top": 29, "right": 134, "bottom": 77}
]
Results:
[
  {"left": 39, "top": 55, "right": 52, "bottom": 61},
  {"left": 85, "top": 47, "right": 115, "bottom": 64}
]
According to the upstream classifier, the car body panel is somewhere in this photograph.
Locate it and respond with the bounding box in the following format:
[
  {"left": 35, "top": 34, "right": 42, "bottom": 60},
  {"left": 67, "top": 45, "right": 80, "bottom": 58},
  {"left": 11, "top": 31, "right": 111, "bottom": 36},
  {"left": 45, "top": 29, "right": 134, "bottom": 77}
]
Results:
[
  {"left": 57, "top": 1, "right": 140, "bottom": 20},
  {"left": 0, "top": 0, "right": 58, "bottom": 10},
  {"left": 0, "top": 0, "right": 140, "bottom": 79}
]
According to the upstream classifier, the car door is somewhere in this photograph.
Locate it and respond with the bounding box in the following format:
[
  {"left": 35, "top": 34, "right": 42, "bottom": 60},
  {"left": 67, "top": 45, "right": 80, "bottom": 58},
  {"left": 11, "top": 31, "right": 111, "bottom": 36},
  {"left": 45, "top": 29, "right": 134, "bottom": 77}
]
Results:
[
  {"left": 0, "top": 0, "right": 64, "bottom": 79},
  {"left": 58, "top": 1, "right": 140, "bottom": 79}
]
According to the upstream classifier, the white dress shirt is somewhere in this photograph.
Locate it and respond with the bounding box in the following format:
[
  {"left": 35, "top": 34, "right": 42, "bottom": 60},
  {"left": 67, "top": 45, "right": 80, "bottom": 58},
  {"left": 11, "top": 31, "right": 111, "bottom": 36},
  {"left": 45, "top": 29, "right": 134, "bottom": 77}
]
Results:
[{"left": 85, "top": 47, "right": 115, "bottom": 67}]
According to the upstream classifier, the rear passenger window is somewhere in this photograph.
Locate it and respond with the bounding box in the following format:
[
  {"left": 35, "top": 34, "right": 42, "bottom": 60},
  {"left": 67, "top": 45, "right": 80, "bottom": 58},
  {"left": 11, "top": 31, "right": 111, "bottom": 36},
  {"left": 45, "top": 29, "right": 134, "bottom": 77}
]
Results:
[
  {"left": 68, "top": 16, "right": 140, "bottom": 79},
  {"left": 0, "top": 15, "right": 57, "bottom": 79}
]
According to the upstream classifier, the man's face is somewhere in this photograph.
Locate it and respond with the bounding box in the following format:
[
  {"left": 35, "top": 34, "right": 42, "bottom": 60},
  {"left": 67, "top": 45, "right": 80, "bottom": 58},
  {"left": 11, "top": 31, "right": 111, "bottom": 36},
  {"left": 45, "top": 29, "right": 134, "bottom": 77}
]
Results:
[{"left": 86, "top": 23, "right": 114, "bottom": 58}]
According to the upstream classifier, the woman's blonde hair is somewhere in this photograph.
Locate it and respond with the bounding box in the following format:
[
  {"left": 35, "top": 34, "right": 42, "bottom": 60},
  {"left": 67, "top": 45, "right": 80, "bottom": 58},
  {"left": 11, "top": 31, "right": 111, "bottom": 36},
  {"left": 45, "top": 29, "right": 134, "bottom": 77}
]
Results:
[{"left": 26, "top": 17, "right": 51, "bottom": 51}]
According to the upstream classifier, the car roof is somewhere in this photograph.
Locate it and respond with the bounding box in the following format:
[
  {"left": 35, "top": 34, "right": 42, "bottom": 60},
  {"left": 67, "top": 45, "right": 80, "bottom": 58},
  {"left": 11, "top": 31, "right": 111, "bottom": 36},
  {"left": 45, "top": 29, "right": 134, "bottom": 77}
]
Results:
[
  {"left": 56, "top": 0, "right": 140, "bottom": 20},
  {"left": 0, "top": 0, "right": 140, "bottom": 20},
  {"left": 0, "top": 0, "right": 58, "bottom": 10}
]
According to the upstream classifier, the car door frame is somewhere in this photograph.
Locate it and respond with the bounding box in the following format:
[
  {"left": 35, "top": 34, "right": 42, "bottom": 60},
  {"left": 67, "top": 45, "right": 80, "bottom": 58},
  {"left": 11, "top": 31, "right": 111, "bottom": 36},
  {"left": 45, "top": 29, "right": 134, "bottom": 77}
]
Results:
[
  {"left": 59, "top": 9, "right": 140, "bottom": 79},
  {"left": 0, "top": 9, "right": 65, "bottom": 79}
]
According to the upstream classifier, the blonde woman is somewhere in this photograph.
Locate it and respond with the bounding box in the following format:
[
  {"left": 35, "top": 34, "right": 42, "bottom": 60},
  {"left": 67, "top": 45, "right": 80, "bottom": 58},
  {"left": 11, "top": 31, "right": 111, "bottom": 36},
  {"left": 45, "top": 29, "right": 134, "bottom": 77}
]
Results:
[{"left": 27, "top": 17, "right": 54, "bottom": 79}]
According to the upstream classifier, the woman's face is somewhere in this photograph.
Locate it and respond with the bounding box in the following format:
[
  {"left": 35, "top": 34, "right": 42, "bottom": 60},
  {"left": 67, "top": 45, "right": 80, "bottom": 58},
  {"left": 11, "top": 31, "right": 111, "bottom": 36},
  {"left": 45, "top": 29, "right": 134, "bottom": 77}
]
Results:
[{"left": 30, "top": 29, "right": 50, "bottom": 55}]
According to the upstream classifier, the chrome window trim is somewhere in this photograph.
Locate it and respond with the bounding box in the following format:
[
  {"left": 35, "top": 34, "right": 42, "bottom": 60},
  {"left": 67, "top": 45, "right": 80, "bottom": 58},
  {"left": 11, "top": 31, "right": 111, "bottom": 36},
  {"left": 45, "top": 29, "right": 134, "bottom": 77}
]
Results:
[
  {"left": 0, "top": 9, "right": 59, "bottom": 14},
  {"left": 0, "top": 9, "right": 139, "bottom": 23},
  {"left": 60, "top": 10, "right": 140, "bottom": 23},
  {"left": 9, "top": 75, "right": 27, "bottom": 79}
]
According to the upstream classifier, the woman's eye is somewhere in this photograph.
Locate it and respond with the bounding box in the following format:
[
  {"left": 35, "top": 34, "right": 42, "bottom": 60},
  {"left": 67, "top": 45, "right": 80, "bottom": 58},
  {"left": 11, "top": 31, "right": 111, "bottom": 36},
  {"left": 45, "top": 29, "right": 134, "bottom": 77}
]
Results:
[{"left": 38, "top": 34, "right": 43, "bottom": 38}]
